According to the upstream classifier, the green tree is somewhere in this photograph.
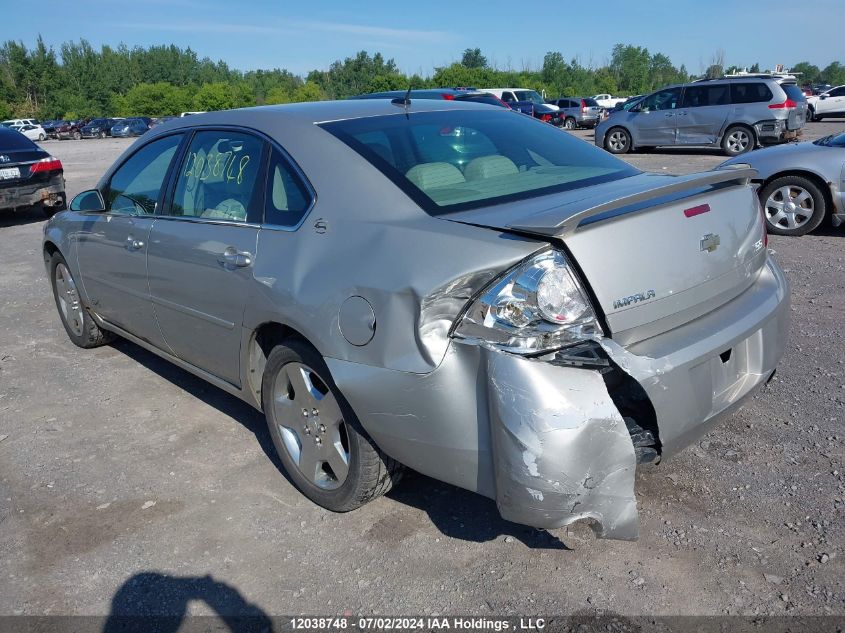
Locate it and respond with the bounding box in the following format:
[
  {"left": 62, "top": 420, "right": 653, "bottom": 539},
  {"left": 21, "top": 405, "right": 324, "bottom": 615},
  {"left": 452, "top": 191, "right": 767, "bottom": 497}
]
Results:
[
  {"left": 291, "top": 81, "right": 325, "bottom": 103},
  {"left": 790, "top": 62, "right": 820, "bottom": 84},
  {"left": 122, "top": 82, "right": 189, "bottom": 116},
  {"left": 460, "top": 48, "right": 487, "bottom": 69},
  {"left": 821, "top": 61, "right": 845, "bottom": 85},
  {"left": 610, "top": 44, "right": 651, "bottom": 94},
  {"left": 192, "top": 82, "right": 236, "bottom": 111}
]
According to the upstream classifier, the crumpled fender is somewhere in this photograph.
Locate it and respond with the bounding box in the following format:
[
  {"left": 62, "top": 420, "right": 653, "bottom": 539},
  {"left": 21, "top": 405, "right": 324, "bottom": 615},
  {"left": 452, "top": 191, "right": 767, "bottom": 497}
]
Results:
[{"left": 485, "top": 349, "right": 639, "bottom": 540}]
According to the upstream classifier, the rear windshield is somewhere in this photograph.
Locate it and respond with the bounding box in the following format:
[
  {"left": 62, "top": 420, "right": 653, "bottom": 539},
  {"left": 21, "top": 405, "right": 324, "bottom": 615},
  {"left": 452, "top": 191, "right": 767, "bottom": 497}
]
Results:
[
  {"left": 782, "top": 84, "right": 807, "bottom": 102},
  {"left": 0, "top": 128, "right": 37, "bottom": 150},
  {"left": 582, "top": 98, "right": 600, "bottom": 107},
  {"left": 320, "top": 110, "right": 638, "bottom": 214}
]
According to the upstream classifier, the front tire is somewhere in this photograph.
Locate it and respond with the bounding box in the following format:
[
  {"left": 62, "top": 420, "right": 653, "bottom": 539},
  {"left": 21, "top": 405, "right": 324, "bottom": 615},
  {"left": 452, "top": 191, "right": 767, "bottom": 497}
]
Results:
[
  {"left": 38, "top": 133, "right": 45, "bottom": 141},
  {"left": 760, "top": 176, "right": 826, "bottom": 236},
  {"left": 99, "top": 131, "right": 106, "bottom": 139},
  {"left": 48, "top": 252, "right": 115, "bottom": 348},
  {"left": 721, "top": 125, "right": 755, "bottom": 156},
  {"left": 604, "top": 127, "right": 631, "bottom": 154},
  {"left": 261, "top": 339, "right": 403, "bottom": 512},
  {"left": 72, "top": 131, "right": 81, "bottom": 140}
]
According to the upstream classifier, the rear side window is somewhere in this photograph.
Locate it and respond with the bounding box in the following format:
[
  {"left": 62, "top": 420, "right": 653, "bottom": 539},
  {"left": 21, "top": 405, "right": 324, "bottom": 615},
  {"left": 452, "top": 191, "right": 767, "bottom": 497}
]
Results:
[
  {"left": 264, "top": 149, "right": 312, "bottom": 227},
  {"left": 730, "top": 83, "right": 773, "bottom": 104},
  {"left": 454, "top": 94, "right": 506, "bottom": 107},
  {"left": 680, "top": 84, "right": 729, "bottom": 108},
  {"left": 321, "top": 110, "right": 638, "bottom": 215},
  {"left": 170, "top": 130, "right": 265, "bottom": 223},
  {"left": 107, "top": 134, "right": 182, "bottom": 216}
]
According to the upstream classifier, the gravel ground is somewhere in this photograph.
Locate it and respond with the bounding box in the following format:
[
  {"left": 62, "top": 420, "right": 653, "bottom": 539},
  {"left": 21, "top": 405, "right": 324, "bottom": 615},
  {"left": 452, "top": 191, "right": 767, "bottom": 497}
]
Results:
[{"left": 0, "top": 122, "right": 844, "bottom": 621}]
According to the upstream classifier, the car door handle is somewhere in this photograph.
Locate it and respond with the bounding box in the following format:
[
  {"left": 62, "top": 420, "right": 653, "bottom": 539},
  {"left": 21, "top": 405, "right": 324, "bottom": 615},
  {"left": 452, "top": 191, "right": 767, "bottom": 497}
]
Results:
[
  {"left": 125, "top": 235, "right": 145, "bottom": 251},
  {"left": 665, "top": 113, "right": 675, "bottom": 117},
  {"left": 217, "top": 247, "right": 252, "bottom": 269}
]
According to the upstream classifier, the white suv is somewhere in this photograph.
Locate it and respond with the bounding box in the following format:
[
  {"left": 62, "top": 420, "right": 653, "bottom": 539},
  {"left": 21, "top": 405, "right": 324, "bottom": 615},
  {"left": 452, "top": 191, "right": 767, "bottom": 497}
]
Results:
[{"left": 808, "top": 86, "right": 845, "bottom": 121}]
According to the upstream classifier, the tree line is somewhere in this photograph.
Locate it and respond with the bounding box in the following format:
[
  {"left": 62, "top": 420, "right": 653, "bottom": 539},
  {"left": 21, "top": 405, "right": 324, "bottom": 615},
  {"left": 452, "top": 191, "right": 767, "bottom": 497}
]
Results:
[{"left": 2, "top": 38, "right": 843, "bottom": 120}]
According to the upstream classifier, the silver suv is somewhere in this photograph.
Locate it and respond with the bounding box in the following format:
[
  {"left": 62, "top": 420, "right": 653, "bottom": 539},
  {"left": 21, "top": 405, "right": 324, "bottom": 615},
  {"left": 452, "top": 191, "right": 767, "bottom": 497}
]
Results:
[
  {"left": 546, "top": 97, "right": 602, "bottom": 129},
  {"left": 595, "top": 77, "right": 807, "bottom": 156}
]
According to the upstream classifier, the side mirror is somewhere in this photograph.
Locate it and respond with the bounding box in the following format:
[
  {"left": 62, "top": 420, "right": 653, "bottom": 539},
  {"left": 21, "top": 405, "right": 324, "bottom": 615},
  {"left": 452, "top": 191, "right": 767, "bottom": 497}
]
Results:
[
  {"left": 70, "top": 189, "right": 106, "bottom": 213},
  {"left": 819, "top": 94, "right": 828, "bottom": 99}
]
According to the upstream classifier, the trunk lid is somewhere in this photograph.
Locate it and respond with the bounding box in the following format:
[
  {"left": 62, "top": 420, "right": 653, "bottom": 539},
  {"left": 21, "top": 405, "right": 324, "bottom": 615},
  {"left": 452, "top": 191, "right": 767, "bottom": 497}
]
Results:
[
  {"left": 446, "top": 169, "right": 768, "bottom": 345},
  {"left": 0, "top": 148, "right": 50, "bottom": 188}
]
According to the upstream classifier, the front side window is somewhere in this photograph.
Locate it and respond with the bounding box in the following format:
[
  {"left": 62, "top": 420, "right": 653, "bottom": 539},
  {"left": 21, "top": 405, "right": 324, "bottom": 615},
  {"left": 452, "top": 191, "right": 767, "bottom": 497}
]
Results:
[
  {"left": 321, "top": 110, "right": 638, "bottom": 215},
  {"left": 264, "top": 149, "right": 312, "bottom": 227},
  {"left": 106, "top": 134, "right": 183, "bottom": 216},
  {"left": 514, "top": 90, "right": 544, "bottom": 104},
  {"left": 169, "top": 130, "right": 265, "bottom": 223},
  {"left": 829, "top": 87, "right": 845, "bottom": 97},
  {"left": 640, "top": 88, "right": 682, "bottom": 111}
]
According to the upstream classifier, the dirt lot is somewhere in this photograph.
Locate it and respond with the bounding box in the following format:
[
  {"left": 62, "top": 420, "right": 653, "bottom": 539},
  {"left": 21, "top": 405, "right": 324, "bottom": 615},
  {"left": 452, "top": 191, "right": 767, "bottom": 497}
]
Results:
[{"left": 1, "top": 123, "right": 844, "bottom": 621}]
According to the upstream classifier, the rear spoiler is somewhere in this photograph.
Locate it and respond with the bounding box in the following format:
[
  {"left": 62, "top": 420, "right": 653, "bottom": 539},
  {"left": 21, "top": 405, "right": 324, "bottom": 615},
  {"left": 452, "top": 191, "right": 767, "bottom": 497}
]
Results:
[{"left": 508, "top": 166, "right": 757, "bottom": 237}]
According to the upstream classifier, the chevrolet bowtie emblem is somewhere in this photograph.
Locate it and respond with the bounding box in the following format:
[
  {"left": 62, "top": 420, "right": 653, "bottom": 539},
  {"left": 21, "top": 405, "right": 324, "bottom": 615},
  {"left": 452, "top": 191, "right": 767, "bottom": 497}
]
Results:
[{"left": 700, "top": 233, "right": 721, "bottom": 253}]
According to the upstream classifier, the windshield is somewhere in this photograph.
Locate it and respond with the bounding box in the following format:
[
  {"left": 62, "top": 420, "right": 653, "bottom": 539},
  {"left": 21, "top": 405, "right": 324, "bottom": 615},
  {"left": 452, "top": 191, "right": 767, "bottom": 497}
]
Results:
[
  {"left": 321, "top": 110, "right": 638, "bottom": 215},
  {"left": 514, "top": 90, "right": 544, "bottom": 104},
  {"left": 814, "top": 133, "right": 845, "bottom": 147}
]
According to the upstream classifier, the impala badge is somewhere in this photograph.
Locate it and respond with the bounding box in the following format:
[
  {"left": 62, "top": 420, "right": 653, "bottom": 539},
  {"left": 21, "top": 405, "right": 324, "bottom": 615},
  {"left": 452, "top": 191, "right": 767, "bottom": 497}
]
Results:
[{"left": 700, "top": 233, "right": 721, "bottom": 253}]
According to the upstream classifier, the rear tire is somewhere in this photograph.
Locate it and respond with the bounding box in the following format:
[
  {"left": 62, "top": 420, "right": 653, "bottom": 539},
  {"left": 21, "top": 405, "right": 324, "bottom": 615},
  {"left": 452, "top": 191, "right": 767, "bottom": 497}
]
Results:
[
  {"left": 38, "top": 133, "right": 45, "bottom": 141},
  {"left": 564, "top": 117, "right": 576, "bottom": 130},
  {"left": 721, "top": 125, "right": 755, "bottom": 156},
  {"left": 99, "top": 131, "right": 106, "bottom": 139},
  {"left": 261, "top": 339, "right": 403, "bottom": 512},
  {"left": 72, "top": 131, "right": 81, "bottom": 140},
  {"left": 604, "top": 127, "right": 631, "bottom": 154},
  {"left": 760, "top": 176, "right": 826, "bottom": 236},
  {"left": 48, "top": 252, "right": 115, "bottom": 348}
]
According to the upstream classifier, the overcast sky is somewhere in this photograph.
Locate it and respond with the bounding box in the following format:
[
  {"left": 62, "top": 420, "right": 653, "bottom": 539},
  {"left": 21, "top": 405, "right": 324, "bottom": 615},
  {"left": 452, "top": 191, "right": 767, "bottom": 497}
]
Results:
[{"left": 2, "top": 0, "right": 841, "bottom": 75}]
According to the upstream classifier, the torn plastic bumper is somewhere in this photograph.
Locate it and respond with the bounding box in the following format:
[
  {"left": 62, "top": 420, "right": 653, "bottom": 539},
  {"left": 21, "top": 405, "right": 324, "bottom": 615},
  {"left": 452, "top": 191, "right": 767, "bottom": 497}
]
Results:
[{"left": 486, "top": 349, "right": 639, "bottom": 540}]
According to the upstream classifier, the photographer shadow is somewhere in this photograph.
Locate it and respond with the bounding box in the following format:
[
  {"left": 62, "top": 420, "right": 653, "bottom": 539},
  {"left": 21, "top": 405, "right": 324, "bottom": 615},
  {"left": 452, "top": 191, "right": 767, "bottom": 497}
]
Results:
[{"left": 103, "top": 572, "right": 275, "bottom": 633}]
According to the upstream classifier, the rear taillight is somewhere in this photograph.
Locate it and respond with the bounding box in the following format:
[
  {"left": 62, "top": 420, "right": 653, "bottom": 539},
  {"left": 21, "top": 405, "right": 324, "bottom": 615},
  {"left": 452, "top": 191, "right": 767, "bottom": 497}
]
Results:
[
  {"left": 580, "top": 99, "right": 587, "bottom": 112},
  {"left": 441, "top": 93, "right": 455, "bottom": 100},
  {"left": 768, "top": 98, "right": 798, "bottom": 109},
  {"left": 540, "top": 113, "right": 552, "bottom": 122},
  {"left": 30, "top": 157, "right": 63, "bottom": 173}
]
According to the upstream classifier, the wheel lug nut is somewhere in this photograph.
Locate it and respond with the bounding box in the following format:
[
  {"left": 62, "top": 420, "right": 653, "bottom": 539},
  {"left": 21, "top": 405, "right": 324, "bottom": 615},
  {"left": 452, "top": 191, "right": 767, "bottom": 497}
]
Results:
[
  {"left": 315, "top": 437, "right": 322, "bottom": 445},
  {"left": 312, "top": 408, "right": 318, "bottom": 416},
  {"left": 304, "top": 426, "right": 311, "bottom": 435},
  {"left": 302, "top": 409, "right": 309, "bottom": 417},
  {"left": 319, "top": 424, "right": 326, "bottom": 433}
]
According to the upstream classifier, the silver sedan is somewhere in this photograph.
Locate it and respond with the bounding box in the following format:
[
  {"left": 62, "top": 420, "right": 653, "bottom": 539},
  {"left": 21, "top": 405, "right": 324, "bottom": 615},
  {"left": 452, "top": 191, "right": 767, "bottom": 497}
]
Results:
[
  {"left": 721, "top": 132, "right": 845, "bottom": 235},
  {"left": 43, "top": 99, "right": 788, "bottom": 540}
]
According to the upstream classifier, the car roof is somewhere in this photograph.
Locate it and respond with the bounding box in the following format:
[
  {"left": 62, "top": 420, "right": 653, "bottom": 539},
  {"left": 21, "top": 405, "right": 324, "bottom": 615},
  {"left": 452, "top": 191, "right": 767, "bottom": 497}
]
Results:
[{"left": 155, "top": 99, "right": 497, "bottom": 130}]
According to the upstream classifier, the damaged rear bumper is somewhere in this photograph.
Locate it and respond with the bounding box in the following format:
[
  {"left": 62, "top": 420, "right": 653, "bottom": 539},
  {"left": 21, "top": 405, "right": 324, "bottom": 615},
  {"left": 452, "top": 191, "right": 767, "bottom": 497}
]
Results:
[{"left": 328, "top": 258, "right": 789, "bottom": 541}]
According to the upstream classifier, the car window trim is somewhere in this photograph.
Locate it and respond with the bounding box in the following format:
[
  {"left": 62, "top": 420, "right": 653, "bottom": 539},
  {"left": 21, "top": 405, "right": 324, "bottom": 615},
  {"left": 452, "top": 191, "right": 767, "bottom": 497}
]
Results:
[{"left": 95, "top": 131, "right": 188, "bottom": 218}]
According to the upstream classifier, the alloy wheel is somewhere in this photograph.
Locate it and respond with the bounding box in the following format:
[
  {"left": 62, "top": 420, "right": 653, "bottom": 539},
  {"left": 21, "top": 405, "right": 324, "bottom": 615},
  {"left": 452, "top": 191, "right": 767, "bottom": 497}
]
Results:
[
  {"left": 272, "top": 361, "right": 350, "bottom": 490},
  {"left": 765, "top": 185, "right": 814, "bottom": 231},
  {"left": 607, "top": 130, "right": 628, "bottom": 152},
  {"left": 726, "top": 129, "right": 751, "bottom": 154},
  {"left": 54, "top": 263, "right": 84, "bottom": 337}
]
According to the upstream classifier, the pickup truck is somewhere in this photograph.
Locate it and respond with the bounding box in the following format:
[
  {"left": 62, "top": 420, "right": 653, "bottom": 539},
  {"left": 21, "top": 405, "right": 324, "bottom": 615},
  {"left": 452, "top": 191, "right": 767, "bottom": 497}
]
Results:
[{"left": 592, "top": 94, "right": 627, "bottom": 109}]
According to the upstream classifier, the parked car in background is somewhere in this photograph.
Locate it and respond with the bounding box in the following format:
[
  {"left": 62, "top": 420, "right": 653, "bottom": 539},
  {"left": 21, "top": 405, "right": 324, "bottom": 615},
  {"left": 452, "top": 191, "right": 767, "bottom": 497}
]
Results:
[
  {"left": 483, "top": 89, "right": 562, "bottom": 125},
  {"left": 81, "top": 118, "right": 116, "bottom": 138},
  {"left": 806, "top": 85, "right": 845, "bottom": 121},
  {"left": 12, "top": 124, "right": 48, "bottom": 141},
  {"left": 0, "top": 125, "right": 65, "bottom": 215},
  {"left": 110, "top": 117, "right": 152, "bottom": 137},
  {"left": 2, "top": 118, "right": 40, "bottom": 128},
  {"left": 44, "top": 100, "right": 787, "bottom": 541},
  {"left": 595, "top": 77, "right": 806, "bottom": 156},
  {"left": 150, "top": 116, "right": 177, "bottom": 128},
  {"left": 180, "top": 111, "right": 206, "bottom": 117},
  {"left": 56, "top": 120, "right": 87, "bottom": 140},
  {"left": 592, "top": 94, "right": 626, "bottom": 109},
  {"left": 720, "top": 131, "right": 845, "bottom": 236},
  {"left": 546, "top": 97, "right": 601, "bottom": 129},
  {"left": 351, "top": 88, "right": 509, "bottom": 108},
  {"left": 42, "top": 120, "right": 64, "bottom": 139}
]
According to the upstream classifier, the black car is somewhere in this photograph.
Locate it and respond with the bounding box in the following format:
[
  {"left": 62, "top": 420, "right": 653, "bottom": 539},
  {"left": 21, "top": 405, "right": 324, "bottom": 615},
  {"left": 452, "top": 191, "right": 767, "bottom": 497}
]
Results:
[
  {"left": 0, "top": 126, "right": 65, "bottom": 215},
  {"left": 351, "top": 88, "right": 509, "bottom": 107},
  {"left": 80, "top": 118, "right": 116, "bottom": 139}
]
